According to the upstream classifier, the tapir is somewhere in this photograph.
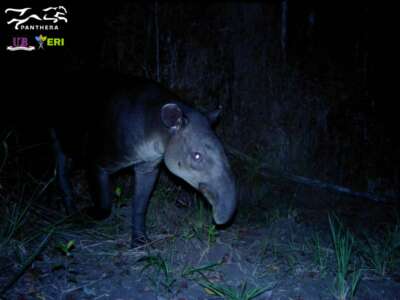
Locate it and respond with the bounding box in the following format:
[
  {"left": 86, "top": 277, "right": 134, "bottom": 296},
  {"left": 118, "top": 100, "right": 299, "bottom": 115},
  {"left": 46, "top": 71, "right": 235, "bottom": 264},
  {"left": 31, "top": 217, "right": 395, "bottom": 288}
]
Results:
[{"left": 51, "top": 73, "right": 236, "bottom": 247}]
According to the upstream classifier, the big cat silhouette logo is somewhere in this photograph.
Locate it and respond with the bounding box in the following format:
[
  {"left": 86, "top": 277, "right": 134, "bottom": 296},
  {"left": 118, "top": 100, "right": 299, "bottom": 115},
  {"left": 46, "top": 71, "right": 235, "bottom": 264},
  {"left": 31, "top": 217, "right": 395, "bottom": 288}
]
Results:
[{"left": 5, "top": 6, "right": 67, "bottom": 30}]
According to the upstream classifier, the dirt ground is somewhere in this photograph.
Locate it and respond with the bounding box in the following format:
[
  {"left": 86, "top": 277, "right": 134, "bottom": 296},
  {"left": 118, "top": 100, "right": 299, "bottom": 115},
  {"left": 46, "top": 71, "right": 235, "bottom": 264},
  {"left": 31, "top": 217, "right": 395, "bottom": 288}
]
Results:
[{"left": 1, "top": 169, "right": 400, "bottom": 300}]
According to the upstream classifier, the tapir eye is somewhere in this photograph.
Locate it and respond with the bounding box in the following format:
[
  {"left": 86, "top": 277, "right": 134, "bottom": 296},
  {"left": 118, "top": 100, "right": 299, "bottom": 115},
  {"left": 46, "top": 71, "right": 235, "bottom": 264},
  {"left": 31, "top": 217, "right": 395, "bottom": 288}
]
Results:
[{"left": 192, "top": 152, "right": 202, "bottom": 161}]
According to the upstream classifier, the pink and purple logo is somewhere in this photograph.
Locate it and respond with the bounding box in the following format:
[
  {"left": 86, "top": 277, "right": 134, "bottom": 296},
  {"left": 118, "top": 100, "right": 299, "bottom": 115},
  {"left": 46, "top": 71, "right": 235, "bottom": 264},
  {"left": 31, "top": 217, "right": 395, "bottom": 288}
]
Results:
[{"left": 6, "top": 37, "right": 35, "bottom": 51}]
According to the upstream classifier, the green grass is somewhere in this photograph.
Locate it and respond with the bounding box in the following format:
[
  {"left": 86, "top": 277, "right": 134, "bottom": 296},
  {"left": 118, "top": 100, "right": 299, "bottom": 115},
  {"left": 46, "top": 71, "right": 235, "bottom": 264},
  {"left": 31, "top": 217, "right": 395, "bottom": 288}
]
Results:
[
  {"left": 151, "top": 181, "right": 179, "bottom": 205},
  {"left": 138, "top": 254, "right": 177, "bottom": 293},
  {"left": 0, "top": 198, "right": 33, "bottom": 250},
  {"left": 181, "top": 261, "right": 222, "bottom": 278},
  {"left": 192, "top": 198, "right": 212, "bottom": 230},
  {"left": 307, "top": 231, "right": 329, "bottom": 276},
  {"left": 264, "top": 207, "right": 282, "bottom": 226},
  {"left": 182, "top": 198, "right": 213, "bottom": 242},
  {"left": 199, "top": 279, "right": 271, "bottom": 300},
  {"left": 56, "top": 239, "right": 76, "bottom": 257},
  {"left": 329, "top": 215, "right": 362, "bottom": 300},
  {"left": 146, "top": 181, "right": 181, "bottom": 231},
  {"left": 207, "top": 224, "right": 218, "bottom": 245},
  {"left": 0, "top": 132, "right": 30, "bottom": 250},
  {"left": 361, "top": 224, "right": 400, "bottom": 276}
]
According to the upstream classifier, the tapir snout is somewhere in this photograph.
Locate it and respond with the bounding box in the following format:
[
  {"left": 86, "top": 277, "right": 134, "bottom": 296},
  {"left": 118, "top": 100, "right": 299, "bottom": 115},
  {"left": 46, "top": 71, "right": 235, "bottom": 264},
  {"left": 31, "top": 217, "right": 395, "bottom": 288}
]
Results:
[{"left": 199, "top": 168, "right": 236, "bottom": 225}]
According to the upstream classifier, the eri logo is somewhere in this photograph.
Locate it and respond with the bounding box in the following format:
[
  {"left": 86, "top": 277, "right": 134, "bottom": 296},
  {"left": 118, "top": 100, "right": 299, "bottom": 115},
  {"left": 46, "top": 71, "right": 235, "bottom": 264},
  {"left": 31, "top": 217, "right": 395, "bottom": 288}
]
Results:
[
  {"left": 34, "top": 34, "right": 64, "bottom": 49},
  {"left": 35, "top": 34, "right": 46, "bottom": 49}
]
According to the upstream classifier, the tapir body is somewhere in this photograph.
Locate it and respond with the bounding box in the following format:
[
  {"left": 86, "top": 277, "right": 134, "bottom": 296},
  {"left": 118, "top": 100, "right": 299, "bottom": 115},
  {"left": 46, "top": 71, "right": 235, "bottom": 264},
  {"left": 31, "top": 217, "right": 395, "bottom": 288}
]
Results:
[{"left": 51, "top": 73, "right": 236, "bottom": 246}]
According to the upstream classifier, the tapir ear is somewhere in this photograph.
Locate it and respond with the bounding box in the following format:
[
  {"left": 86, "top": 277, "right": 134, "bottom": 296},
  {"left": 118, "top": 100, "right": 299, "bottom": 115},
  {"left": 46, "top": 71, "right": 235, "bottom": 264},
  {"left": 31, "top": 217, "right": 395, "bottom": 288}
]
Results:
[
  {"left": 207, "top": 105, "right": 222, "bottom": 126},
  {"left": 161, "top": 103, "right": 185, "bottom": 131}
]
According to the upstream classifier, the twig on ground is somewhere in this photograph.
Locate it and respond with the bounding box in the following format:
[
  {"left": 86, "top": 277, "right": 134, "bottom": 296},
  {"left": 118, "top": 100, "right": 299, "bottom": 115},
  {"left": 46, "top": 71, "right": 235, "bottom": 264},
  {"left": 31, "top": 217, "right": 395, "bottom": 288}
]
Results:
[
  {"left": 60, "top": 273, "right": 108, "bottom": 297},
  {"left": 133, "top": 234, "right": 175, "bottom": 251}
]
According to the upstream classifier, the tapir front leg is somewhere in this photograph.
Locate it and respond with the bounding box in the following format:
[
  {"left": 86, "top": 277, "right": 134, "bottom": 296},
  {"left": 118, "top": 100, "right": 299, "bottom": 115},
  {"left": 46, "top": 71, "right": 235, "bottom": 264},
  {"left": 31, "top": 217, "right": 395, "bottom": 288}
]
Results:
[{"left": 131, "top": 163, "right": 160, "bottom": 247}]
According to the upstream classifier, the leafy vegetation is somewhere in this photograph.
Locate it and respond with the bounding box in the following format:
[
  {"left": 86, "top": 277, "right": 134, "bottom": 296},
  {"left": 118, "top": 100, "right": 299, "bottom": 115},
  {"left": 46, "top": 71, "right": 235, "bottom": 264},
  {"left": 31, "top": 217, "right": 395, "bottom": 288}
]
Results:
[{"left": 329, "top": 215, "right": 362, "bottom": 300}]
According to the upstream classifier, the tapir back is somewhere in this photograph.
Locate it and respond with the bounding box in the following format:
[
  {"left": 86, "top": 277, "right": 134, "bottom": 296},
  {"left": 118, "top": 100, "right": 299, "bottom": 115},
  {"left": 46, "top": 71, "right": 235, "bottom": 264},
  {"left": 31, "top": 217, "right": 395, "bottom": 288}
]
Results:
[{"left": 53, "top": 72, "right": 179, "bottom": 171}]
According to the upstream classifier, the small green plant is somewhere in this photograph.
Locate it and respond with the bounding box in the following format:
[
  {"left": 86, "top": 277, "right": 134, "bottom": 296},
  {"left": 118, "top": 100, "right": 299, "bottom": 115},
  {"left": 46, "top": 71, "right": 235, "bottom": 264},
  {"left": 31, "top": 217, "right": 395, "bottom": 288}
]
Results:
[
  {"left": 114, "top": 185, "right": 128, "bottom": 207},
  {"left": 193, "top": 199, "right": 209, "bottom": 231},
  {"left": 207, "top": 224, "right": 218, "bottom": 245},
  {"left": 186, "top": 199, "right": 213, "bottom": 241},
  {"left": 329, "top": 215, "right": 362, "bottom": 300},
  {"left": 56, "top": 240, "right": 75, "bottom": 256},
  {"left": 199, "top": 279, "right": 270, "bottom": 300},
  {"left": 111, "top": 185, "right": 130, "bottom": 234},
  {"left": 182, "top": 261, "right": 222, "bottom": 278},
  {"left": 151, "top": 183, "right": 178, "bottom": 204},
  {"left": 147, "top": 182, "right": 180, "bottom": 230},
  {"left": 264, "top": 208, "right": 281, "bottom": 225},
  {"left": 361, "top": 224, "right": 400, "bottom": 276},
  {"left": 308, "top": 232, "right": 328, "bottom": 275},
  {"left": 284, "top": 252, "right": 298, "bottom": 271},
  {"left": 182, "top": 226, "right": 195, "bottom": 240},
  {"left": 138, "top": 254, "right": 176, "bottom": 292}
]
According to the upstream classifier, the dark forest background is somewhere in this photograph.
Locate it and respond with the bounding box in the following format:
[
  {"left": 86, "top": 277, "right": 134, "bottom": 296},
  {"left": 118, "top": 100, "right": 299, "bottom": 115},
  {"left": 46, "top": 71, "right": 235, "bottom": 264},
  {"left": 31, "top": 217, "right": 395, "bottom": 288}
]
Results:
[{"left": 1, "top": 1, "right": 398, "bottom": 202}]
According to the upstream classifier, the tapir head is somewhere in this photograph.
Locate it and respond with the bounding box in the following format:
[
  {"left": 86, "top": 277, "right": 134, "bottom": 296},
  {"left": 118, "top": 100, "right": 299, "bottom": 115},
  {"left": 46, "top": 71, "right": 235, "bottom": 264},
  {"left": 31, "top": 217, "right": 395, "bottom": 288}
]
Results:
[{"left": 161, "top": 103, "right": 237, "bottom": 225}]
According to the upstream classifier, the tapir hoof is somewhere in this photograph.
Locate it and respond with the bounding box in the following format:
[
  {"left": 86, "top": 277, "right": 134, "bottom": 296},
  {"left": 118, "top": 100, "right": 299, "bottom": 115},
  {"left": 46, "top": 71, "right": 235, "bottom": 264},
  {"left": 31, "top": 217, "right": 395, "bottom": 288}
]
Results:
[
  {"left": 82, "top": 207, "right": 111, "bottom": 220},
  {"left": 131, "top": 234, "right": 151, "bottom": 248}
]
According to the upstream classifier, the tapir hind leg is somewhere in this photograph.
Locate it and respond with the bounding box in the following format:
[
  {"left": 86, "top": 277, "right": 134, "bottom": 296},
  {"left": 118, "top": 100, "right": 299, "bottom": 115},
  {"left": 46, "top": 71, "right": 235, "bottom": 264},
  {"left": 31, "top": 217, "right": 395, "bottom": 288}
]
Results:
[
  {"left": 86, "top": 164, "right": 112, "bottom": 220},
  {"left": 131, "top": 163, "right": 160, "bottom": 247},
  {"left": 50, "top": 129, "right": 77, "bottom": 214}
]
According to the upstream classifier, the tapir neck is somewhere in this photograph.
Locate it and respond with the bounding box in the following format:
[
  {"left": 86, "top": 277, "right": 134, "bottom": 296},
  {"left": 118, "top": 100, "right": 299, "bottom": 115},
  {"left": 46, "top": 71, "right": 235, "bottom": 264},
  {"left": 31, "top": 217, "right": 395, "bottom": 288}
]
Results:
[{"left": 93, "top": 80, "right": 193, "bottom": 172}]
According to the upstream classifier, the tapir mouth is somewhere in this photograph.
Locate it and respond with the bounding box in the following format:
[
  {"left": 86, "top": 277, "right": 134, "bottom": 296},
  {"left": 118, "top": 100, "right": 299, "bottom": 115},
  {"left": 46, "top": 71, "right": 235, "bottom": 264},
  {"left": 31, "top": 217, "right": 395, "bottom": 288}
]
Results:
[{"left": 198, "top": 182, "right": 236, "bottom": 225}]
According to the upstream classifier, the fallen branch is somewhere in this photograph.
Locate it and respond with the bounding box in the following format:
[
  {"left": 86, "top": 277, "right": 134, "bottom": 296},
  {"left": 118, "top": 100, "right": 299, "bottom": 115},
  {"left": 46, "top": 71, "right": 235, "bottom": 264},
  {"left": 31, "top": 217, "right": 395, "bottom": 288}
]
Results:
[{"left": 227, "top": 146, "right": 396, "bottom": 203}]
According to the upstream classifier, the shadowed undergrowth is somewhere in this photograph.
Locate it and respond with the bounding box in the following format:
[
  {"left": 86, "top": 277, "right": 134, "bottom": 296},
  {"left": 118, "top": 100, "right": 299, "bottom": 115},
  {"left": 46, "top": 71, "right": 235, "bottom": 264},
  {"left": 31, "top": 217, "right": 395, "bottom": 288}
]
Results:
[{"left": 1, "top": 131, "right": 400, "bottom": 300}]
